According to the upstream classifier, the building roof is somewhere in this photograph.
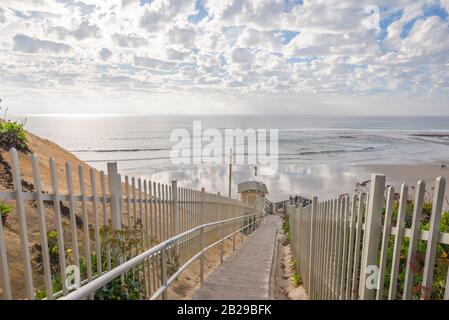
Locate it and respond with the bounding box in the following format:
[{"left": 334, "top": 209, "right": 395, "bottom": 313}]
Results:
[{"left": 237, "top": 181, "right": 269, "bottom": 194}]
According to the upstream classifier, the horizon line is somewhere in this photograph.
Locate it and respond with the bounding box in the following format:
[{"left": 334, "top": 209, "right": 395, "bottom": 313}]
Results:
[{"left": 8, "top": 113, "right": 449, "bottom": 118}]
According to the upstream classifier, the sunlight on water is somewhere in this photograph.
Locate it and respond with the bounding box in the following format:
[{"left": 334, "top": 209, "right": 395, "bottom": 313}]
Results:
[{"left": 17, "top": 115, "right": 449, "bottom": 202}]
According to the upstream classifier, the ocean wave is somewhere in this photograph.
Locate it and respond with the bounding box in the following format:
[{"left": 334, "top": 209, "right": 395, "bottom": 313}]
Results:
[
  {"left": 296, "top": 146, "right": 376, "bottom": 156},
  {"left": 71, "top": 148, "right": 170, "bottom": 153},
  {"left": 85, "top": 156, "right": 172, "bottom": 162},
  {"left": 84, "top": 146, "right": 381, "bottom": 163}
]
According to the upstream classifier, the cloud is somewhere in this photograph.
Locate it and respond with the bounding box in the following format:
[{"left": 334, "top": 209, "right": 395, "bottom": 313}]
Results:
[
  {"left": 2, "top": 0, "right": 449, "bottom": 115},
  {"left": 133, "top": 56, "right": 178, "bottom": 72},
  {"left": 0, "top": 7, "right": 5, "bottom": 24},
  {"left": 140, "top": 0, "right": 196, "bottom": 33},
  {"left": 236, "top": 28, "right": 284, "bottom": 51},
  {"left": 121, "top": 0, "right": 137, "bottom": 8},
  {"left": 442, "top": 0, "right": 449, "bottom": 12},
  {"left": 72, "top": 19, "right": 101, "bottom": 40},
  {"left": 231, "top": 47, "right": 254, "bottom": 64},
  {"left": 112, "top": 33, "right": 148, "bottom": 48},
  {"left": 48, "top": 19, "right": 101, "bottom": 40},
  {"left": 3, "top": 0, "right": 50, "bottom": 12},
  {"left": 401, "top": 16, "right": 449, "bottom": 58},
  {"left": 203, "top": 0, "right": 288, "bottom": 30},
  {"left": 167, "top": 25, "right": 196, "bottom": 46},
  {"left": 12, "top": 34, "right": 72, "bottom": 54},
  {"left": 99, "top": 48, "right": 113, "bottom": 61},
  {"left": 165, "top": 47, "right": 191, "bottom": 60}
]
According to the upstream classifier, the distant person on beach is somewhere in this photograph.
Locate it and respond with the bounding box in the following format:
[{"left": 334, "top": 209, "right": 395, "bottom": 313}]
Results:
[{"left": 442, "top": 164, "right": 447, "bottom": 169}]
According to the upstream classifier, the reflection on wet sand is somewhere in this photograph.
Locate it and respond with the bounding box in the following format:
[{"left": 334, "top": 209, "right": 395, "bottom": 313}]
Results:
[{"left": 120, "top": 163, "right": 372, "bottom": 202}]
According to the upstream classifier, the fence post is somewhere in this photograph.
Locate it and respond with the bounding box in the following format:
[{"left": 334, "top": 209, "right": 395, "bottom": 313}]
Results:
[
  {"left": 220, "top": 221, "right": 225, "bottom": 264},
  {"left": 200, "top": 226, "right": 204, "bottom": 283},
  {"left": 359, "top": 174, "right": 385, "bottom": 300},
  {"left": 200, "top": 188, "right": 205, "bottom": 225},
  {"left": 0, "top": 201, "right": 12, "bottom": 299},
  {"left": 421, "top": 177, "right": 446, "bottom": 300},
  {"left": 161, "top": 246, "right": 168, "bottom": 300},
  {"left": 10, "top": 148, "right": 34, "bottom": 300},
  {"left": 107, "top": 162, "right": 122, "bottom": 231},
  {"left": 240, "top": 202, "right": 245, "bottom": 244},
  {"left": 232, "top": 213, "right": 236, "bottom": 252},
  {"left": 296, "top": 206, "right": 301, "bottom": 276},
  {"left": 172, "top": 180, "right": 179, "bottom": 255},
  {"left": 308, "top": 196, "right": 318, "bottom": 298},
  {"left": 216, "top": 192, "right": 221, "bottom": 242}
]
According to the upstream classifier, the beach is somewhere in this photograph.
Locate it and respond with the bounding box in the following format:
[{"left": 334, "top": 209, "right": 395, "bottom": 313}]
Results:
[{"left": 363, "top": 163, "right": 449, "bottom": 194}]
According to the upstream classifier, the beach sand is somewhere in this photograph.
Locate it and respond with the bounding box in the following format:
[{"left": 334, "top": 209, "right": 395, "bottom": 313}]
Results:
[{"left": 362, "top": 163, "right": 449, "bottom": 191}]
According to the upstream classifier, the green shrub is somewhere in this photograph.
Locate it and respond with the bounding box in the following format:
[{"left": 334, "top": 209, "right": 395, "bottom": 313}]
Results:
[
  {"left": 0, "top": 201, "right": 11, "bottom": 225},
  {"left": 0, "top": 120, "right": 30, "bottom": 153},
  {"left": 35, "top": 224, "right": 156, "bottom": 300},
  {"left": 292, "top": 273, "right": 302, "bottom": 287},
  {"left": 289, "top": 258, "right": 297, "bottom": 272},
  {"left": 382, "top": 202, "right": 449, "bottom": 300}
]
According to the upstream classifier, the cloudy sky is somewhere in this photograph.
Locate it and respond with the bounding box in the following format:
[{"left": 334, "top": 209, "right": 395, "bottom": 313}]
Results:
[{"left": 1, "top": 0, "right": 449, "bottom": 115}]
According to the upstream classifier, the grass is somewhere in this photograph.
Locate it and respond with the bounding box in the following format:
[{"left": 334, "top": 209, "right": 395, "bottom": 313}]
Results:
[
  {"left": 0, "top": 201, "right": 11, "bottom": 225},
  {"left": 289, "top": 258, "right": 302, "bottom": 287}
]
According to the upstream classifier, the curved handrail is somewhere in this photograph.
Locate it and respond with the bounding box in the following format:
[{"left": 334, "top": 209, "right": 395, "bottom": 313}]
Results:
[{"left": 62, "top": 211, "right": 265, "bottom": 300}]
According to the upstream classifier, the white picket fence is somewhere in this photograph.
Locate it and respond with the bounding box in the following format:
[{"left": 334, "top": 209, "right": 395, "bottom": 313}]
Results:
[
  {"left": 0, "top": 148, "right": 261, "bottom": 300},
  {"left": 288, "top": 174, "right": 449, "bottom": 300}
]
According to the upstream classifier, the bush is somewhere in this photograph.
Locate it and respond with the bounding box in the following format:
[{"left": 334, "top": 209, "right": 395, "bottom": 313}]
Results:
[
  {"left": 382, "top": 202, "right": 449, "bottom": 300},
  {"left": 0, "top": 201, "right": 11, "bottom": 225},
  {"left": 35, "top": 224, "right": 153, "bottom": 300},
  {"left": 289, "top": 258, "right": 297, "bottom": 272},
  {"left": 292, "top": 273, "right": 302, "bottom": 287},
  {"left": 0, "top": 120, "right": 30, "bottom": 153},
  {"left": 357, "top": 180, "right": 449, "bottom": 300}
]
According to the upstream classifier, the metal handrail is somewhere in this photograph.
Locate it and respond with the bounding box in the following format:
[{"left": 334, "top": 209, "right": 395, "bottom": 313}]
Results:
[{"left": 61, "top": 211, "right": 265, "bottom": 300}]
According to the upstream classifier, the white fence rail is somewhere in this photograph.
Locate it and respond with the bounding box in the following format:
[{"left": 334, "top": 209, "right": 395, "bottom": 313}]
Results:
[
  {"left": 288, "top": 174, "right": 449, "bottom": 300},
  {"left": 0, "top": 148, "right": 260, "bottom": 300},
  {"left": 62, "top": 211, "right": 264, "bottom": 300}
]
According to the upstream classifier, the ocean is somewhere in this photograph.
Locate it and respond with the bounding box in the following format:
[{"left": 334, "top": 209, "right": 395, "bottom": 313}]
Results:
[{"left": 16, "top": 115, "right": 449, "bottom": 202}]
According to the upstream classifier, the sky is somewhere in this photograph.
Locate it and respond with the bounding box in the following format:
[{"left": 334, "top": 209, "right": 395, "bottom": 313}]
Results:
[{"left": 0, "top": 0, "right": 449, "bottom": 116}]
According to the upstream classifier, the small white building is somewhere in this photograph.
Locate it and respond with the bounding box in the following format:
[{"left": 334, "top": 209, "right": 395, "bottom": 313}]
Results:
[{"left": 237, "top": 181, "right": 268, "bottom": 204}]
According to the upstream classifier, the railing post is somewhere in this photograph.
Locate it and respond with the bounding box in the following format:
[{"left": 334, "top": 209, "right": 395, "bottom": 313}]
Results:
[
  {"left": 161, "top": 246, "right": 168, "bottom": 300},
  {"left": 172, "top": 180, "right": 179, "bottom": 254},
  {"left": 199, "top": 188, "right": 206, "bottom": 280},
  {"left": 308, "top": 196, "right": 318, "bottom": 297},
  {"left": 232, "top": 212, "right": 236, "bottom": 251},
  {"left": 240, "top": 205, "right": 244, "bottom": 244},
  {"left": 251, "top": 210, "right": 255, "bottom": 234},
  {"left": 107, "top": 162, "right": 122, "bottom": 231},
  {"left": 359, "top": 174, "right": 385, "bottom": 300},
  {"left": 0, "top": 210, "right": 12, "bottom": 299},
  {"left": 200, "top": 226, "right": 205, "bottom": 283},
  {"left": 296, "top": 206, "right": 301, "bottom": 275},
  {"left": 216, "top": 192, "right": 221, "bottom": 241},
  {"left": 220, "top": 221, "right": 225, "bottom": 264},
  {"left": 9, "top": 148, "right": 34, "bottom": 299},
  {"left": 200, "top": 187, "right": 205, "bottom": 225}
]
